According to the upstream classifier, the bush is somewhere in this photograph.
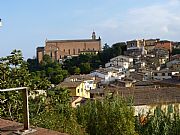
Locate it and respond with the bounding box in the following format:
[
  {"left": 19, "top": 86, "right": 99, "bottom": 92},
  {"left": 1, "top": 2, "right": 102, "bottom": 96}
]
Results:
[{"left": 76, "top": 96, "right": 137, "bottom": 135}]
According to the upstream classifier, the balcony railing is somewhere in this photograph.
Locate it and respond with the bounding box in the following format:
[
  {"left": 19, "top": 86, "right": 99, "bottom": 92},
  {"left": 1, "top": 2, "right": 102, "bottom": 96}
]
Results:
[{"left": 0, "top": 87, "right": 36, "bottom": 134}]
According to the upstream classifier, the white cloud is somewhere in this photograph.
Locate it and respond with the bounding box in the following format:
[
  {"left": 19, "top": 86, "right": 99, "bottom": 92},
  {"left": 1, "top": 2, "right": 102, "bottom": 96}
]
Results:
[{"left": 96, "top": 1, "right": 180, "bottom": 44}]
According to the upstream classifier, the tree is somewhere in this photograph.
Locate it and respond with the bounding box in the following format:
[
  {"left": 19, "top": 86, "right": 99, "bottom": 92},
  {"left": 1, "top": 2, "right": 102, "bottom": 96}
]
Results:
[
  {"left": 80, "top": 63, "right": 91, "bottom": 74},
  {"left": 27, "top": 55, "right": 68, "bottom": 85},
  {"left": 30, "top": 87, "right": 84, "bottom": 135},
  {"left": 76, "top": 96, "right": 137, "bottom": 135},
  {"left": 0, "top": 50, "right": 30, "bottom": 121}
]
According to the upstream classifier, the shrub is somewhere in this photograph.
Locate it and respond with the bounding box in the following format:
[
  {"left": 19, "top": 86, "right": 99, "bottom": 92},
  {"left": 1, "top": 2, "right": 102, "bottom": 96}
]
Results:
[{"left": 76, "top": 96, "right": 137, "bottom": 135}]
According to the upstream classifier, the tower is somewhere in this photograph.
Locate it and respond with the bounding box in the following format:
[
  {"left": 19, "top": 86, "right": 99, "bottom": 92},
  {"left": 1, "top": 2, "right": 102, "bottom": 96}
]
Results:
[{"left": 92, "top": 31, "right": 96, "bottom": 40}]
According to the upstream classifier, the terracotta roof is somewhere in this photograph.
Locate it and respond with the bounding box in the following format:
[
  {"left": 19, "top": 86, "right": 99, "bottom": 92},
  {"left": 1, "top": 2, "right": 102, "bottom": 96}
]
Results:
[
  {"left": 96, "top": 86, "right": 180, "bottom": 106},
  {"left": 65, "top": 75, "right": 94, "bottom": 81},
  {"left": 0, "top": 118, "right": 67, "bottom": 135},
  {"left": 112, "top": 87, "right": 180, "bottom": 106},
  {"left": 59, "top": 81, "right": 81, "bottom": 88}
]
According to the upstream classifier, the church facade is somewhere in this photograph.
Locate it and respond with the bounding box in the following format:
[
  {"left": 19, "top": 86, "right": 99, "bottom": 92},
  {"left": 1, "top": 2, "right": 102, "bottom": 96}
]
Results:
[{"left": 37, "top": 32, "right": 101, "bottom": 63}]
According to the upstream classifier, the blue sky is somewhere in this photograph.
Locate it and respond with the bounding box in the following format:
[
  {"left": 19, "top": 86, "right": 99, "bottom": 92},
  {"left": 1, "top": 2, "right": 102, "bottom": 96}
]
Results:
[{"left": 0, "top": 0, "right": 180, "bottom": 59}]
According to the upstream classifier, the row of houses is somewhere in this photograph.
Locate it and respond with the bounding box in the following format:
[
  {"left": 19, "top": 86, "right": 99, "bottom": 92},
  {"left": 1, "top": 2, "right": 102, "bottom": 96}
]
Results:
[{"left": 38, "top": 35, "right": 180, "bottom": 114}]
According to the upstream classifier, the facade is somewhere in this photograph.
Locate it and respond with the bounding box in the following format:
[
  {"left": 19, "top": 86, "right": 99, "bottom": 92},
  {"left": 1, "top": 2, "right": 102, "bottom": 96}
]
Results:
[
  {"left": 59, "top": 75, "right": 97, "bottom": 98},
  {"left": 59, "top": 81, "right": 90, "bottom": 98},
  {"left": 126, "top": 39, "right": 160, "bottom": 56},
  {"left": 155, "top": 40, "right": 172, "bottom": 52},
  {"left": 90, "top": 68, "right": 125, "bottom": 84},
  {"left": 144, "top": 39, "right": 160, "bottom": 53},
  {"left": 37, "top": 32, "right": 101, "bottom": 63},
  {"left": 166, "top": 60, "right": 180, "bottom": 68},
  {"left": 152, "top": 70, "right": 179, "bottom": 80},
  {"left": 127, "top": 39, "right": 145, "bottom": 49},
  {"left": 172, "top": 42, "right": 180, "bottom": 49},
  {"left": 172, "top": 63, "right": 180, "bottom": 71},
  {"left": 105, "top": 55, "right": 133, "bottom": 69}
]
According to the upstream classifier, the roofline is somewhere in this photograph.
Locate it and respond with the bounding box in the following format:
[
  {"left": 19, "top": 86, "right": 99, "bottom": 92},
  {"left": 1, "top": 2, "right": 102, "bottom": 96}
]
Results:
[{"left": 46, "top": 39, "right": 101, "bottom": 43}]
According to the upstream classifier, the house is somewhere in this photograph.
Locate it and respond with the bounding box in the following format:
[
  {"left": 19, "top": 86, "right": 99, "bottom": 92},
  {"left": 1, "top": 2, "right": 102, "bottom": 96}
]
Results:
[
  {"left": 127, "top": 39, "right": 145, "bottom": 49},
  {"left": 59, "top": 75, "right": 97, "bottom": 98},
  {"left": 105, "top": 55, "right": 133, "bottom": 70},
  {"left": 126, "top": 47, "right": 147, "bottom": 57},
  {"left": 90, "top": 68, "right": 125, "bottom": 84},
  {"left": 166, "top": 60, "right": 180, "bottom": 68},
  {"left": 144, "top": 39, "right": 159, "bottom": 53},
  {"left": 152, "top": 69, "right": 179, "bottom": 80},
  {"left": 107, "top": 86, "right": 180, "bottom": 115},
  {"left": 172, "top": 63, "right": 180, "bottom": 71},
  {"left": 59, "top": 81, "right": 90, "bottom": 98},
  {"left": 126, "top": 39, "right": 161, "bottom": 56},
  {"left": 112, "top": 79, "right": 134, "bottom": 88},
  {"left": 172, "top": 42, "right": 180, "bottom": 49},
  {"left": 155, "top": 40, "right": 172, "bottom": 52}
]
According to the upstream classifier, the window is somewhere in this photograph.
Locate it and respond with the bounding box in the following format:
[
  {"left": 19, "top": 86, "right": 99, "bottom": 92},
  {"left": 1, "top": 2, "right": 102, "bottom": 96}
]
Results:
[
  {"left": 64, "top": 49, "right": 65, "bottom": 52},
  {"left": 168, "top": 73, "right": 172, "bottom": 76},
  {"left": 154, "top": 73, "right": 157, "bottom": 76},
  {"left": 162, "top": 73, "right": 165, "bottom": 76},
  {"left": 78, "top": 49, "right": 80, "bottom": 53},
  {"left": 68, "top": 49, "right": 70, "bottom": 54},
  {"left": 50, "top": 51, "right": 52, "bottom": 57},
  {"left": 77, "top": 89, "right": 79, "bottom": 93},
  {"left": 73, "top": 49, "right": 75, "bottom": 55}
]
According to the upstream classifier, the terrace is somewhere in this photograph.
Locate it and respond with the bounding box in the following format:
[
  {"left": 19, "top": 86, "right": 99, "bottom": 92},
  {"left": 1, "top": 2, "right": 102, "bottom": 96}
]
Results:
[{"left": 0, "top": 87, "right": 66, "bottom": 135}]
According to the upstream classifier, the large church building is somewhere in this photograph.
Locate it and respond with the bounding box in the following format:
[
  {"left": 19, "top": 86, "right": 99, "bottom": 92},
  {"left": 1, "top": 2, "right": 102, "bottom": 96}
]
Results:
[{"left": 37, "top": 32, "right": 101, "bottom": 62}]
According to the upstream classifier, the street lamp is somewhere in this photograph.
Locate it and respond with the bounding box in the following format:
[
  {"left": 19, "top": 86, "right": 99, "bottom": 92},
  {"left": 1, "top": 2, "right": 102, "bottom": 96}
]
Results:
[{"left": 0, "top": 18, "right": 2, "bottom": 27}]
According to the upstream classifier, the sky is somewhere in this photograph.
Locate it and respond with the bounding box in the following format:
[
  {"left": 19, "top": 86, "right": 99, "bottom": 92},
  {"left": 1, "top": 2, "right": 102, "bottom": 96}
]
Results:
[{"left": 0, "top": 0, "right": 180, "bottom": 59}]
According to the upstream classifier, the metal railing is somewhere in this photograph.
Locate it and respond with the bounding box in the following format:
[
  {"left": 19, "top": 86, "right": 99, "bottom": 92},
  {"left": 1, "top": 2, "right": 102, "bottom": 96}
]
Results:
[{"left": 0, "top": 87, "right": 35, "bottom": 134}]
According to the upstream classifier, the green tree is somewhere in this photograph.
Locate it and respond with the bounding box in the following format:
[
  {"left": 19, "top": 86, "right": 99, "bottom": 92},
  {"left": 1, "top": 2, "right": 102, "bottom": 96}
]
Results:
[
  {"left": 0, "top": 50, "right": 30, "bottom": 121},
  {"left": 76, "top": 96, "right": 137, "bottom": 135},
  {"left": 80, "top": 62, "right": 91, "bottom": 74},
  {"left": 27, "top": 55, "right": 68, "bottom": 84},
  {"left": 30, "top": 87, "right": 84, "bottom": 135}
]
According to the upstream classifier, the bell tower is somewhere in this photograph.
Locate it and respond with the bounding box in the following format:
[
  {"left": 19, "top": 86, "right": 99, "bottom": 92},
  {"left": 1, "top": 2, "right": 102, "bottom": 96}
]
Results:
[{"left": 92, "top": 31, "right": 96, "bottom": 40}]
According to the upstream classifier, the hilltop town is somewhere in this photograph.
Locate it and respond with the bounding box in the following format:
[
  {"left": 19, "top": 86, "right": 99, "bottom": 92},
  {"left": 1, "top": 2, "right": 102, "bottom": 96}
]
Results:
[
  {"left": 35, "top": 31, "right": 180, "bottom": 99},
  {"left": 1, "top": 31, "right": 180, "bottom": 134}
]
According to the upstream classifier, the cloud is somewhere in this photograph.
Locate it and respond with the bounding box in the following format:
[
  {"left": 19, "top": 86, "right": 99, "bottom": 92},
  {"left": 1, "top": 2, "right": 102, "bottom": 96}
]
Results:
[{"left": 96, "top": 0, "right": 180, "bottom": 44}]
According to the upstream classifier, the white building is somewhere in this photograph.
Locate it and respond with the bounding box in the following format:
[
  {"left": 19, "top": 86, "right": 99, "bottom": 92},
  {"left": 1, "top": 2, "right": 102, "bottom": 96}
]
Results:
[
  {"left": 105, "top": 55, "right": 133, "bottom": 70},
  {"left": 90, "top": 68, "right": 125, "bottom": 84}
]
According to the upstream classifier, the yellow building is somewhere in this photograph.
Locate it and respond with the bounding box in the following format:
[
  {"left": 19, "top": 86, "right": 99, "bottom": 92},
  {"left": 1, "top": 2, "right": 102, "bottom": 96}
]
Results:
[{"left": 59, "top": 81, "right": 90, "bottom": 98}]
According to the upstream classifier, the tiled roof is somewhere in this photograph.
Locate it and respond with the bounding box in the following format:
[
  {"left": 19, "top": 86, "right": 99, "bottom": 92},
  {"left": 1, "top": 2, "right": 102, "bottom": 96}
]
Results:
[
  {"left": 59, "top": 81, "right": 81, "bottom": 88},
  {"left": 96, "top": 86, "right": 180, "bottom": 106},
  {"left": 112, "top": 87, "right": 180, "bottom": 106},
  {"left": 65, "top": 75, "right": 94, "bottom": 81}
]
